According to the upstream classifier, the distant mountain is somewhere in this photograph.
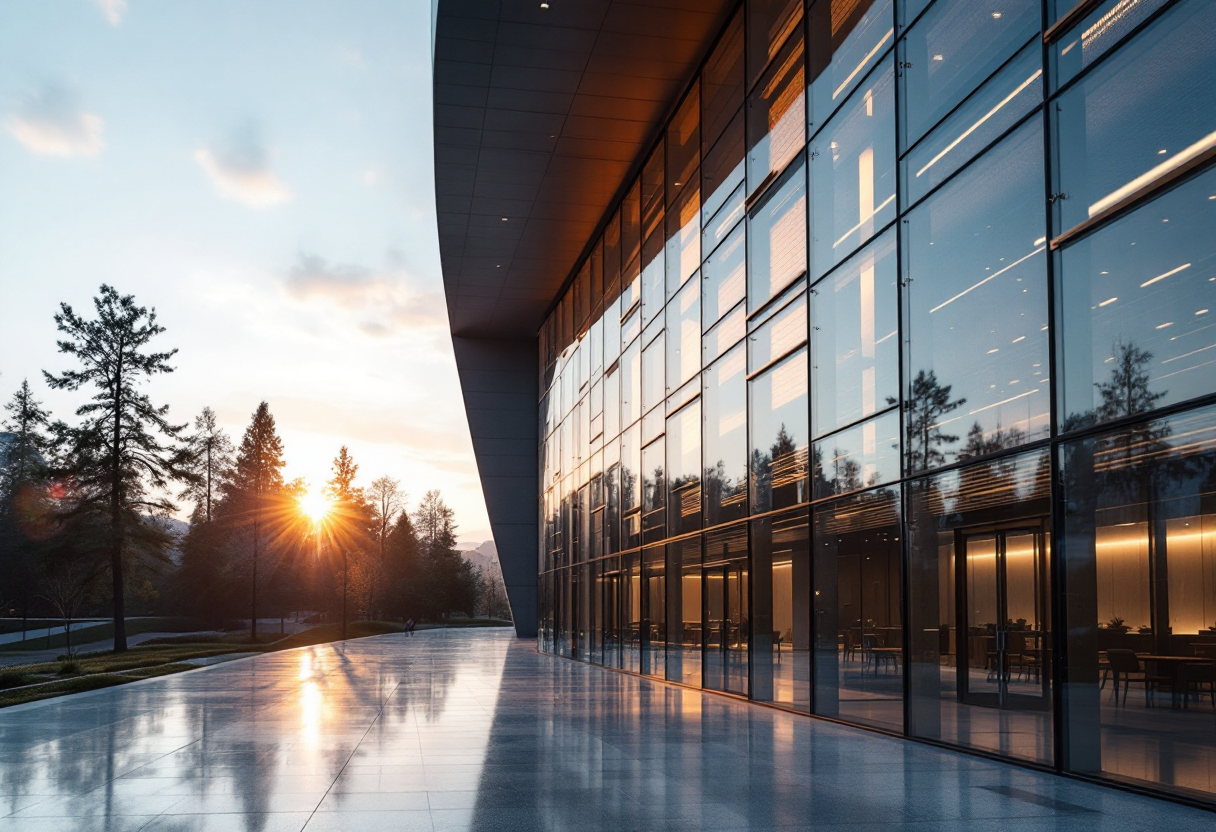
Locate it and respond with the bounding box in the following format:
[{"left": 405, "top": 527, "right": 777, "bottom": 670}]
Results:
[{"left": 462, "top": 540, "right": 502, "bottom": 580}]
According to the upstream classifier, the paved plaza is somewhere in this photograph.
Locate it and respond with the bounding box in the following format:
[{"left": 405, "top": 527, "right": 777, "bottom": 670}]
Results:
[{"left": 0, "top": 629, "right": 1211, "bottom": 831}]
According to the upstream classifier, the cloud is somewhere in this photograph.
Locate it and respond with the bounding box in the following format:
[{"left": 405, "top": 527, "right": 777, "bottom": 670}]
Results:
[
  {"left": 6, "top": 84, "right": 104, "bottom": 157},
  {"left": 361, "top": 166, "right": 383, "bottom": 185},
  {"left": 93, "top": 0, "right": 127, "bottom": 25},
  {"left": 337, "top": 46, "right": 365, "bottom": 68},
  {"left": 194, "top": 127, "right": 291, "bottom": 207},
  {"left": 283, "top": 252, "right": 448, "bottom": 334}
]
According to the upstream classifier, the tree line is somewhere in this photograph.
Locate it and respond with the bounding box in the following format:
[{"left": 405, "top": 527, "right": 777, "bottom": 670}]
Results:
[{"left": 0, "top": 285, "right": 506, "bottom": 652}]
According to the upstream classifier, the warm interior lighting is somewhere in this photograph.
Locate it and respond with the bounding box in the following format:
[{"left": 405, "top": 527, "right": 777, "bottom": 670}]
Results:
[
  {"left": 299, "top": 489, "right": 332, "bottom": 524},
  {"left": 1088, "top": 130, "right": 1216, "bottom": 217},
  {"left": 831, "top": 29, "right": 893, "bottom": 101},
  {"left": 1140, "top": 262, "right": 1190, "bottom": 288}
]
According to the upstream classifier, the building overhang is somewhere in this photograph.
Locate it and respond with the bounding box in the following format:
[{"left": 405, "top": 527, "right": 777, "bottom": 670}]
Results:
[{"left": 432, "top": 0, "right": 736, "bottom": 341}]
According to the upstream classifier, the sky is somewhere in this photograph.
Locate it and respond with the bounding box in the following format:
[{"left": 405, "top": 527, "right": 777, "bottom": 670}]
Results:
[{"left": 0, "top": 0, "right": 493, "bottom": 545}]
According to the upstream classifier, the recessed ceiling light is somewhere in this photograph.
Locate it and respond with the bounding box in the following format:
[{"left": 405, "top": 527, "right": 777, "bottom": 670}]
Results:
[
  {"left": 1197, "top": 309, "right": 1209, "bottom": 315},
  {"left": 540, "top": 2, "right": 549, "bottom": 7},
  {"left": 933, "top": 54, "right": 943, "bottom": 61},
  {"left": 992, "top": 11, "right": 1002, "bottom": 18},
  {"left": 501, "top": 217, "right": 508, "bottom": 221}
]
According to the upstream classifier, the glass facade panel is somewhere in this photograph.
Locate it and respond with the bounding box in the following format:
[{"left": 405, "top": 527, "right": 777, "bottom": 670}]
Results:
[
  {"left": 813, "top": 486, "right": 903, "bottom": 730},
  {"left": 668, "top": 400, "right": 702, "bottom": 538},
  {"left": 903, "top": 119, "right": 1049, "bottom": 472},
  {"left": 813, "top": 409, "right": 901, "bottom": 498},
  {"left": 1061, "top": 404, "right": 1216, "bottom": 796},
  {"left": 903, "top": 40, "right": 1042, "bottom": 208},
  {"left": 704, "top": 344, "right": 749, "bottom": 527},
  {"left": 1058, "top": 167, "right": 1216, "bottom": 432},
  {"left": 811, "top": 229, "right": 898, "bottom": 436},
  {"left": 807, "top": 0, "right": 895, "bottom": 134},
  {"left": 753, "top": 509, "right": 810, "bottom": 710},
  {"left": 1052, "top": 0, "right": 1216, "bottom": 234},
  {"left": 810, "top": 59, "right": 896, "bottom": 277},
  {"left": 747, "top": 28, "right": 806, "bottom": 195},
  {"left": 749, "top": 347, "right": 810, "bottom": 513},
  {"left": 748, "top": 157, "right": 808, "bottom": 312},
  {"left": 899, "top": 0, "right": 1039, "bottom": 149},
  {"left": 532, "top": 0, "right": 1216, "bottom": 805}
]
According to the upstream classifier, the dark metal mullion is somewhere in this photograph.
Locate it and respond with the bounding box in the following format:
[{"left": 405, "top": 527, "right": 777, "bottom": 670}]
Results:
[{"left": 813, "top": 402, "right": 901, "bottom": 445}]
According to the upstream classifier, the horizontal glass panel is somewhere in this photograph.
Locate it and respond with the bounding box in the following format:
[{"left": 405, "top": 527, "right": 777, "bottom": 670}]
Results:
[
  {"left": 667, "top": 400, "right": 702, "bottom": 537},
  {"left": 666, "top": 374, "right": 700, "bottom": 416},
  {"left": 899, "top": 0, "right": 1040, "bottom": 149},
  {"left": 813, "top": 409, "right": 901, "bottom": 497},
  {"left": 703, "top": 220, "right": 747, "bottom": 328},
  {"left": 704, "top": 344, "right": 749, "bottom": 526},
  {"left": 703, "top": 180, "right": 745, "bottom": 257},
  {"left": 704, "top": 302, "right": 747, "bottom": 367},
  {"left": 642, "top": 404, "right": 665, "bottom": 445},
  {"left": 748, "top": 157, "right": 808, "bottom": 312},
  {"left": 811, "top": 58, "right": 896, "bottom": 277},
  {"left": 1053, "top": 0, "right": 1216, "bottom": 234},
  {"left": 904, "top": 119, "right": 1050, "bottom": 472},
  {"left": 750, "top": 347, "right": 811, "bottom": 513},
  {"left": 1052, "top": 0, "right": 1170, "bottom": 91},
  {"left": 703, "top": 109, "right": 745, "bottom": 223},
  {"left": 812, "top": 228, "right": 899, "bottom": 436},
  {"left": 904, "top": 39, "right": 1041, "bottom": 208},
  {"left": 747, "top": 28, "right": 806, "bottom": 195},
  {"left": 808, "top": 0, "right": 895, "bottom": 134},
  {"left": 749, "top": 293, "right": 808, "bottom": 373},
  {"left": 1058, "top": 166, "right": 1216, "bottom": 430}
]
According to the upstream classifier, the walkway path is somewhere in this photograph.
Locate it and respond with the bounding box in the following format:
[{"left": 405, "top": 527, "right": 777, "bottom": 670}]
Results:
[{"left": 0, "top": 628, "right": 1210, "bottom": 831}]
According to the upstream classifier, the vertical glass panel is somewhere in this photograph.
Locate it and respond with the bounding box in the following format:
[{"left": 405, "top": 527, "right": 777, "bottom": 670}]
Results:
[
  {"left": 604, "top": 365, "right": 620, "bottom": 441},
  {"left": 621, "top": 253, "right": 641, "bottom": 319},
  {"left": 621, "top": 301, "right": 640, "bottom": 349},
  {"left": 749, "top": 293, "right": 808, "bottom": 374},
  {"left": 703, "top": 220, "right": 747, "bottom": 327},
  {"left": 808, "top": 0, "right": 895, "bottom": 133},
  {"left": 907, "top": 449, "right": 1052, "bottom": 764},
  {"left": 703, "top": 181, "right": 745, "bottom": 257},
  {"left": 903, "top": 40, "right": 1042, "bottom": 208},
  {"left": 591, "top": 559, "right": 604, "bottom": 664},
  {"left": 1061, "top": 404, "right": 1216, "bottom": 799},
  {"left": 747, "top": 28, "right": 806, "bottom": 195},
  {"left": 604, "top": 289, "right": 621, "bottom": 368},
  {"left": 621, "top": 339, "right": 641, "bottom": 428},
  {"left": 748, "top": 157, "right": 808, "bottom": 312},
  {"left": 590, "top": 378, "right": 604, "bottom": 440},
  {"left": 667, "top": 399, "right": 702, "bottom": 538},
  {"left": 750, "top": 347, "right": 811, "bottom": 513},
  {"left": 642, "top": 229, "right": 665, "bottom": 327},
  {"left": 752, "top": 509, "right": 811, "bottom": 710},
  {"left": 605, "top": 439, "right": 621, "bottom": 554},
  {"left": 704, "top": 344, "right": 749, "bottom": 526},
  {"left": 667, "top": 536, "right": 703, "bottom": 686},
  {"left": 643, "top": 140, "right": 665, "bottom": 242},
  {"left": 1051, "top": 0, "right": 1171, "bottom": 91},
  {"left": 590, "top": 317, "right": 603, "bottom": 382},
  {"left": 623, "top": 551, "right": 641, "bottom": 672},
  {"left": 669, "top": 83, "right": 700, "bottom": 203},
  {"left": 622, "top": 423, "right": 642, "bottom": 550},
  {"left": 813, "top": 486, "right": 903, "bottom": 731},
  {"left": 576, "top": 260, "right": 590, "bottom": 330},
  {"left": 642, "top": 331, "right": 666, "bottom": 416},
  {"left": 813, "top": 409, "right": 901, "bottom": 498},
  {"left": 1058, "top": 168, "right": 1216, "bottom": 432},
  {"left": 811, "top": 60, "right": 896, "bottom": 277},
  {"left": 748, "top": 0, "right": 804, "bottom": 88},
  {"left": 601, "top": 556, "right": 622, "bottom": 667},
  {"left": 1052, "top": 0, "right": 1216, "bottom": 234},
  {"left": 641, "top": 546, "right": 667, "bottom": 677},
  {"left": 667, "top": 278, "right": 701, "bottom": 392},
  {"left": 703, "top": 302, "right": 747, "bottom": 367},
  {"left": 591, "top": 238, "right": 604, "bottom": 310},
  {"left": 605, "top": 210, "right": 622, "bottom": 289},
  {"left": 899, "top": 0, "right": 1040, "bottom": 149},
  {"left": 812, "top": 229, "right": 899, "bottom": 436},
  {"left": 703, "top": 110, "right": 746, "bottom": 223},
  {"left": 667, "top": 177, "right": 701, "bottom": 298},
  {"left": 904, "top": 119, "right": 1049, "bottom": 473},
  {"left": 622, "top": 179, "right": 642, "bottom": 267},
  {"left": 642, "top": 437, "right": 666, "bottom": 544},
  {"left": 703, "top": 523, "right": 750, "bottom": 695},
  {"left": 703, "top": 9, "right": 744, "bottom": 153}
]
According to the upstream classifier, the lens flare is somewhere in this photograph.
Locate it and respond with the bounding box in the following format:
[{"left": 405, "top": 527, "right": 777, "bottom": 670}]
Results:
[{"left": 299, "top": 489, "right": 332, "bottom": 523}]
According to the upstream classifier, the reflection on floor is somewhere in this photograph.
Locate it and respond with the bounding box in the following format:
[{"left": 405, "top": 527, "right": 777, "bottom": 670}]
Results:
[
  {"left": 1100, "top": 684, "right": 1216, "bottom": 797},
  {"left": 0, "top": 629, "right": 1212, "bottom": 831}
]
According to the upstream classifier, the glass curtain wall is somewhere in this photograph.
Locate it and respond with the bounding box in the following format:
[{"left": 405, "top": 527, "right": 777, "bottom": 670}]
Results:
[{"left": 534, "top": 0, "right": 1216, "bottom": 804}]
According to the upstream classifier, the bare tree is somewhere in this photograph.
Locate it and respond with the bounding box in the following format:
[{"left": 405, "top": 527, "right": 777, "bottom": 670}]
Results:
[
  {"left": 368, "top": 477, "right": 404, "bottom": 561},
  {"left": 39, "top": 561, "right": 96, "bottom": 659}
]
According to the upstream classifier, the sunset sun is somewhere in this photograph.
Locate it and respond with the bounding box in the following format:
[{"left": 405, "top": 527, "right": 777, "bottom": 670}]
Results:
[{"left": 298, "top": 488, "right": 332, "bottom": 524}]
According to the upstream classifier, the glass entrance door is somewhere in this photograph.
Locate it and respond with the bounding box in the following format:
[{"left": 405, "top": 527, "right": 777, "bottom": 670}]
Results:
[
  {"left": 703, "top": 559, "right": 749, "bottom": 695},
  {"left": 958, "top": 527, "right": 1049, "bottom": 710}
]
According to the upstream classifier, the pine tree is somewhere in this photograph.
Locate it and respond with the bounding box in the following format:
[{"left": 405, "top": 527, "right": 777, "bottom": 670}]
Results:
[
  {"left": 0, "top": 380, "right": 54, "bottom": 624},
  {"left": 43, "top": 285, "right": 193, "bottom": 652},
  {"left": 181, "top": 407, "right": 234, "bottom": 523},
  {"left": 1, "top": 380, "right": 52, "bottom": 497},
  {"left": 228, "top": 402, "right": 285, "bottom": 641}
]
